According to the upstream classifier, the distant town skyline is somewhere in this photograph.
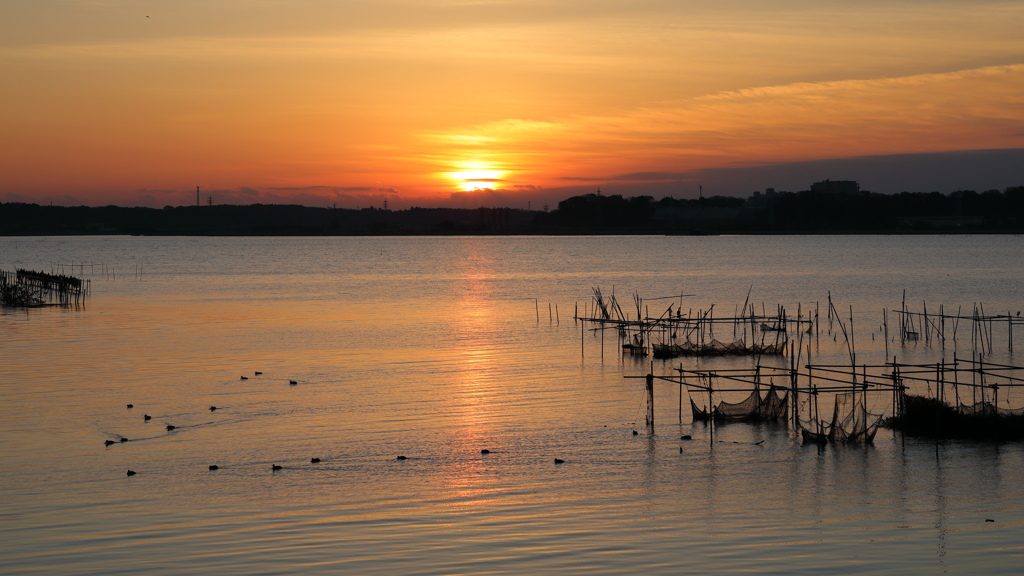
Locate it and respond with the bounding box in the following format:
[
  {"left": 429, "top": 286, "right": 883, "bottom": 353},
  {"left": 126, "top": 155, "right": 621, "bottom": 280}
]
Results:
[{"left": 2, "top": 1, "right": 1023, "bottom": 209}]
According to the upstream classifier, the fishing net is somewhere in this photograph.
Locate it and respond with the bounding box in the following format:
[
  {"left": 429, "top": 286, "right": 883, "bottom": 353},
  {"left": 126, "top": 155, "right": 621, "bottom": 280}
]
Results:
[
  {"left": 827, "top": 392, "right": 881, "bottom": 443},
  {"left": 958, "top": 401, "right": 1024, "bottom": 417},
  {"left": 702, "top": 386, "right": 789, "bottom": 422},
  {"left": 653, "top": 338, "right": 785, "bottom": 358}
]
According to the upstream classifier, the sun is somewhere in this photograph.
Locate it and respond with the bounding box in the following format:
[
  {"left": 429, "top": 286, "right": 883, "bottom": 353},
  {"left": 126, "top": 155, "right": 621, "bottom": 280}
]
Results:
[{"left": 447, "top": 166, "right": 505, "bottom": 192}]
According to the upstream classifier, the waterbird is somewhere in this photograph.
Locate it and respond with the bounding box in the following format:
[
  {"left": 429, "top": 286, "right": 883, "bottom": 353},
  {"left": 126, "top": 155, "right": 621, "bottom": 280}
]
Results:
[
  {"left": 240, "top": 376, "right": 248, "bottom": 380},
  {"left": 126, "top": 470, "right": 136, "bottom": 476},
  {"left": 120, "top": 437, "right": 128, "bottom": 443},
  {"left": 396, "top": 455, "right": 407, "bottom": 460},
  {"left": 679, "top": 446, "right": 683, "bottom": 453},
  {"left": 554, "top": 458, "right": 565, "bottom": 464},
  {"left": 680, "top": 435, "right": 692, "bottom": 440},
  {"left": 480, "top": 449, "right": 490, "bottom": 454},
  {"left": 127, "top": 404, "right": 133, "bottom": 409},
  {"left": 209, "top": 406, "right": 217, "bottom": 411},
  {"left": 166, "top": 425, "right": 176, "bottom": 431},
  {"left": 105, "top": 440, "right": 115, "bottom": 446},
  {"left": 632, "top": 430, "right": 638, "bottom": 435},
  {"left": 255, "top": 371, "right": 262, "bottom": 375},
  {"left": 986, "top": 518, "right": 995, "bottom": 522},
  {"left": 144, "top": 414, "right": 151, "bottom": 421},
  {"left": 311, "top": 458, "right": 321, "bottom": 463},
  {"left": 209, "top": 465, "right": 219, "bottom": 470},
  {"left": 271, "top": 464, "right": 282, "bottom": 470},
  {"left": 289, "top": 380, "right": 297, "bottom": 385}
]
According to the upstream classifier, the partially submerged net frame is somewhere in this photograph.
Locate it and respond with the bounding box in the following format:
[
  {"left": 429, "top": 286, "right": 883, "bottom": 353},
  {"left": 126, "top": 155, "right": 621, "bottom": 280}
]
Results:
[{"left": 1, "top": 269, "right": 90, "bottom": 307}]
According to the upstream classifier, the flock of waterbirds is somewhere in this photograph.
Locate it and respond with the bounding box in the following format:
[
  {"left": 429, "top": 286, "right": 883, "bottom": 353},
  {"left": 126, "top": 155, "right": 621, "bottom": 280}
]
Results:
[
  {"left": 108, "top": 371, "right": 570, "bottom": 477},
  {"left": 109, "top": 371, "right": 314, "bottom": 477}
]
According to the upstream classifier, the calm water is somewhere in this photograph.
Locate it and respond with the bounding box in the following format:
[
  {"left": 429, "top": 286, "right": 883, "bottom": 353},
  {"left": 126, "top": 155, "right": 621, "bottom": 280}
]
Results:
[{"left": 2, "top": 235, "right": 1023, "bottom": 574}]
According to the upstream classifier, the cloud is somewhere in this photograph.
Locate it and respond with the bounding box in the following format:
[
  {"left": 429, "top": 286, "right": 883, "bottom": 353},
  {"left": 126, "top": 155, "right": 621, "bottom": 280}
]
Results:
[
  {"left": 266, "top": 185, "right": 398, "bottom": 194},
  {"left": 439, "top": 63, "right": 1024, "bottom": 185}
]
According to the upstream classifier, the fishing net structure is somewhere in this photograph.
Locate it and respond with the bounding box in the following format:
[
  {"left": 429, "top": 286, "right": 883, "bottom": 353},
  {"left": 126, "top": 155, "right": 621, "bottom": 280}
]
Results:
[
  {"left": 826, "top": 392, "right": 882, "bottom": 443},
  {"left": 691, "top": 386, "right": 789, "bottom": 423},
  {"left": 957, "top": 401, "right": 1024, "bottom": 417},
  {"left": 654, "top": 338, "right": 785, "bottom": 358},
  {"left": 0, "top": 269, "right": 88, "bottom": 307}
]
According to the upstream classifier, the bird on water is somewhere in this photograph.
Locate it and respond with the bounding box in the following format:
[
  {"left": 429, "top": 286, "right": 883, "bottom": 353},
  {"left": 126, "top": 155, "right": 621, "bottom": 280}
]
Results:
[
  {"left": 144, "top": 414, "right": 151, "bottom": 421},
  {"left": 396, "top": 455, "right": 407, "bottom": 460},
  {"left": 105, "top": 440, "right": 115, "bottom": 446},
  {"left": 289, "top": 380, "right": 297, "bottom": 385},
  {"left": 166, "top": 425, "right": 176, "bottom": 431},
  {"left": 240, "top": 376, "right": 248, "bottom": 380},
  {"left": 480, "top": 449, "right": 490, "bottom": 454},
  {"left": 126, "top": 470, "right": 136, "bottom": 476},
  {"left": 209, "top": 406, "right": 217, "bottom": 411},
  {"left": 271, "top": 464, "right": 283, "bottom": 470},
  {"left": 209, "top": 465, "right": 219, "bottom": 470},
  {"left": 255, "top": 371, "right": 263, "bottom": 375},
  {"left": 127, "top": 404, "right": 133, "bottom": 409},
  {"left": 310, "top": 458, "right": 321, "bottom": 463}
]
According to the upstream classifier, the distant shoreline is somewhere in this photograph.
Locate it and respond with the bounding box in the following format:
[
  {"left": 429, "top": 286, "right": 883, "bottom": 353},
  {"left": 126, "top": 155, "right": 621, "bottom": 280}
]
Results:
[{"left": 4, "top": 186, "right": 1022, "bottom": 235}]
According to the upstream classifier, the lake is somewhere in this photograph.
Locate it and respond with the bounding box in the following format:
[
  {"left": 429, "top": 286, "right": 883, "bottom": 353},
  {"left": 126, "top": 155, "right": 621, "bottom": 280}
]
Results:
[{"left": 2, "top": 234, "right": 1023, "bottom": 574}]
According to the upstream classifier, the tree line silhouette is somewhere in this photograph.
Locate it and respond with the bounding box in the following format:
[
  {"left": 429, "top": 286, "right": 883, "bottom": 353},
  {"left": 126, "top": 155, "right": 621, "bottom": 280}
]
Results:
[{"left": 1, "top": 186, "right": 1022, "bottom": 235}]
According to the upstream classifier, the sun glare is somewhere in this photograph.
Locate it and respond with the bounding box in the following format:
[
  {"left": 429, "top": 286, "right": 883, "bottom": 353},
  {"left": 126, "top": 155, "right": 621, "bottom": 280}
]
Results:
[{"left": 447, "top": 167, "right": 505, "bottom": 192}]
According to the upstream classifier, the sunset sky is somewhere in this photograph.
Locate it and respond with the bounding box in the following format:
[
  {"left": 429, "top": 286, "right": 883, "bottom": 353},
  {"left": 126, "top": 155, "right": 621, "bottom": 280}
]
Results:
[{"left": 2, "top": 0, "right": 1023, "bottom": 208}]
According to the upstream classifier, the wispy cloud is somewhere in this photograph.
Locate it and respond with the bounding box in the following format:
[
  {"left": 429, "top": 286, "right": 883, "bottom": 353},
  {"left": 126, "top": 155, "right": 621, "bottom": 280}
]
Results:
[{"left": 434, "top": 64, "right": 1024, "bottom": 183}]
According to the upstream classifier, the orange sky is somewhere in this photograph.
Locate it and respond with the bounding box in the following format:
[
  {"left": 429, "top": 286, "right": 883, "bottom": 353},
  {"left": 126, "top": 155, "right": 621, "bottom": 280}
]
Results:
[{"left": 2, "top": 1, "right": 1023, "bottom": 208}]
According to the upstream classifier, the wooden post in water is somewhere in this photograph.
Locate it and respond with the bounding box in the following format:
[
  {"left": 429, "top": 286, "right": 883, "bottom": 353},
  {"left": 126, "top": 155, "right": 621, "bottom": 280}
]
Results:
[
  {"left": 581, "top": 316, "right": 584, "bottom": 359},
  {"left": 708, "top": 374, "right": 714, "bottom": 447},
  {"left": 645, "top": 371, "right": 655, "bottom": 429},
  {"left": 678, "top": 363, "right": 683, "bottom": 424},
  {"left": 790, "top": 341, "right": 798, "bottom": 427},
  {"left": 883, "top": 308, "right": 889, "bottom": 361},
  {"left": 923, "top": 301, "right": 930, "bottom": 346}
]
